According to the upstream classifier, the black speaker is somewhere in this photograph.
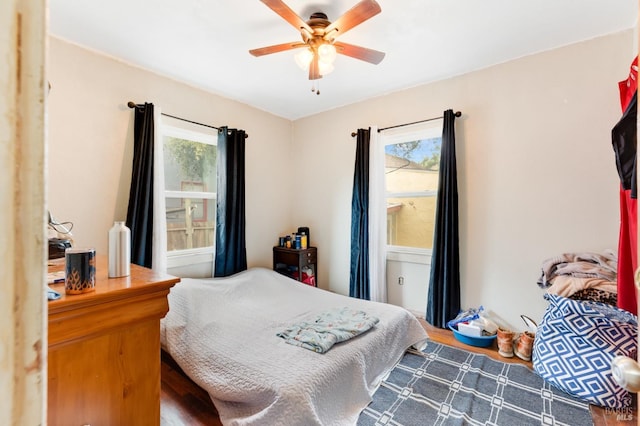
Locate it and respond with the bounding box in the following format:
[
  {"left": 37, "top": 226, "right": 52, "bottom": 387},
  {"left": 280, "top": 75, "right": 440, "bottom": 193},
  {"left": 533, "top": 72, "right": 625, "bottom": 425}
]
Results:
[{"left": 48, "top": 238, "right": 72, "bottom": 259}]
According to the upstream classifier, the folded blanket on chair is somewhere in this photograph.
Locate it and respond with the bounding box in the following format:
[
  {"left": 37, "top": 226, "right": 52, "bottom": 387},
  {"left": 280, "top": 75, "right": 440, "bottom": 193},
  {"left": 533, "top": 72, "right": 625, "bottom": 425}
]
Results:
[{"left": 277, "top": 307, "right": 379, "bottom": 353}]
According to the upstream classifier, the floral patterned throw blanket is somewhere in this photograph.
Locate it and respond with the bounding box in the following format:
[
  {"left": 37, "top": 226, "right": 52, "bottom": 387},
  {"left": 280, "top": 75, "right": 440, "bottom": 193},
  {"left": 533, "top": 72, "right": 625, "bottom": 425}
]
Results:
[{"left": 277, "top": 307, "right": 380, "bottom": 353}]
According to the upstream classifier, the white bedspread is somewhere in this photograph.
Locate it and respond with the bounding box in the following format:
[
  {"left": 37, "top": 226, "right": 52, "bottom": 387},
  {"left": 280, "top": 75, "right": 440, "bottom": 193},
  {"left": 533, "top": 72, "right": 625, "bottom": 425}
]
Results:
[{"left": 160, "top": 267, "right": 428, "bottom": 426}]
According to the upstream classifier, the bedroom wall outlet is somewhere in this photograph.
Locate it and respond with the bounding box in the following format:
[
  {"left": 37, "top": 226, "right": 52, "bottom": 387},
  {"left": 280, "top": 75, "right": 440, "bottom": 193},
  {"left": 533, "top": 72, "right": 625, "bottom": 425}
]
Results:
[{"left": 398, "top": 276, "right": 404, "bottom": 285}]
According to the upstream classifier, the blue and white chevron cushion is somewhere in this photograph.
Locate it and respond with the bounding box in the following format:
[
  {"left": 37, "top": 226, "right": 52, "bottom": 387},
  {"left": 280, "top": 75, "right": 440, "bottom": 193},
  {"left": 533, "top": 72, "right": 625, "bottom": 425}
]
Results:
[{"left": 532, "top": 293, "right": 637, "bottom": 409}]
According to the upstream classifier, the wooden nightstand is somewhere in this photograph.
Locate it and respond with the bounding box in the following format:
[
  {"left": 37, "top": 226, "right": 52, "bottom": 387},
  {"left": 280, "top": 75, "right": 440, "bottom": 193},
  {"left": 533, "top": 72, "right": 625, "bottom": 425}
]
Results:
[
  {"left": 273, "top": 246, "right": 317, "bottom": 286},
  {"left": 47, "top": 255, "right": 180, "bottom": 425}
]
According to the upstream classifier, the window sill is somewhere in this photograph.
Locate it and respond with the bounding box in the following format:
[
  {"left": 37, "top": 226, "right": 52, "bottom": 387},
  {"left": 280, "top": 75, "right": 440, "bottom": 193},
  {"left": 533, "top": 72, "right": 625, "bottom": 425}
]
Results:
[
  {"left": 386, "top": 247, "right": 432, "bottom": 265},
  {"left": 167, "top": 249, "right": 214, "bottom": 269}
]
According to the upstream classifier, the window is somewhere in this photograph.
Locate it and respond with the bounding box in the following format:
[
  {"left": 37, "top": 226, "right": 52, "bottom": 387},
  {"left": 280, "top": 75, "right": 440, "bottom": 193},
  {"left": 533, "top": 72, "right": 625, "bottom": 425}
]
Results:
[
  {"left": 162, "top": 125, "right": 217, "bottom": 268},
  {"left": 382, "top": 122, "right": 442, "bottom": 257}
]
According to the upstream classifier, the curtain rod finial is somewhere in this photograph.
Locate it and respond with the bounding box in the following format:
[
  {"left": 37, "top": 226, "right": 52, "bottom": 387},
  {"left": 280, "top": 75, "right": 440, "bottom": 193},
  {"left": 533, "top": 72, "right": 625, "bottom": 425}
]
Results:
[
  {"left": 454, "top": 111, "right": 462, "bottom": 117},
  {"left": 127, "top": 101, "right": 138, "bottom": 109}
]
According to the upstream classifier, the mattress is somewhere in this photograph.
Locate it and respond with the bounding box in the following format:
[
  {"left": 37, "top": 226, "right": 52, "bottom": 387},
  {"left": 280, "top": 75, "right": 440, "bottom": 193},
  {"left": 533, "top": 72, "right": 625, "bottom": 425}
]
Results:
[{"left": 161, "top": 267, "right": 428, "bottom": 425}]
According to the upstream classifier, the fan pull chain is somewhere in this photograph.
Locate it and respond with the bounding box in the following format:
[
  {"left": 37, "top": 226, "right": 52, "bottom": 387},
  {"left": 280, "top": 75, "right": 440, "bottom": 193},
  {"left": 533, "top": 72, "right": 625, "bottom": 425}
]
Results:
[{"left": 311, "top": 80, "right": 321, "bottom": 95}]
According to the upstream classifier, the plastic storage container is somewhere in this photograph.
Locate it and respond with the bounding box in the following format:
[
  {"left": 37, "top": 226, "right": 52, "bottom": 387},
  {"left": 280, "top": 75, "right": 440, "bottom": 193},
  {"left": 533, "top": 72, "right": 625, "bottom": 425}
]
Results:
[{"left": 449, "top": 324, "right": 497, "bottom": 347}]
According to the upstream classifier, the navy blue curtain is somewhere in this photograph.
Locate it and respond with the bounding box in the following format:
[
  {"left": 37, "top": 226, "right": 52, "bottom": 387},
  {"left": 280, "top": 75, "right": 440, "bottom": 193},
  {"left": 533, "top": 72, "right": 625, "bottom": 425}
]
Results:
[
  {"left": 349, "top": 128, "right": 370, "bottom": 299},
  {"left": 214, "top": 126, "right": 248, "bottom": 277},
  {"left": 426, "top": 109, "right": 461, "bottom": 328},
  {"left": 126, "top": 102, "right": 154, "bottom": 268}
]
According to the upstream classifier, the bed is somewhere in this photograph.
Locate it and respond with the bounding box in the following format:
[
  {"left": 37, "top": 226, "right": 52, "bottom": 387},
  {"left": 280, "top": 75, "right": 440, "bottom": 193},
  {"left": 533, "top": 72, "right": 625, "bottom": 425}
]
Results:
[{"left": 160, "top": 267, "right": 429, "bottom": 425}]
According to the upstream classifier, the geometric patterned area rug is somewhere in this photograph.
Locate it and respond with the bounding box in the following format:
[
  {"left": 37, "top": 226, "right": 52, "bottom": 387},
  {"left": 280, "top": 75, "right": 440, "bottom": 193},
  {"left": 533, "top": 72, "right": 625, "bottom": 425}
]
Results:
[{"left": 357, "top": 340, "right": 593, "bottom": 426}]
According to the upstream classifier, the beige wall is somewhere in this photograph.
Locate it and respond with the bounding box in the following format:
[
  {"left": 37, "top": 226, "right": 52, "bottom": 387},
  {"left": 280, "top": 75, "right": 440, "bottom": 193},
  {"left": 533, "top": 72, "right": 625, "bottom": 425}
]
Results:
[
  {"left": 291, "top": 30, "right": 634, "bottom": 328},
  {"left": 49, "top": 29, "right": 635, "bottom": 330},
  {"left": 48, "top": 37, "right": 293, "bottom": 271}
]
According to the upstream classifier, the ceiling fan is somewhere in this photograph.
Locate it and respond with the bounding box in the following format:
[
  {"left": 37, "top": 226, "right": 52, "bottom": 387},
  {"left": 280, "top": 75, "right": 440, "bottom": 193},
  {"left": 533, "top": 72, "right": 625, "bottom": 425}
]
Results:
[{"left": 249, "top": 0, "right": 385, "bottom": 83}]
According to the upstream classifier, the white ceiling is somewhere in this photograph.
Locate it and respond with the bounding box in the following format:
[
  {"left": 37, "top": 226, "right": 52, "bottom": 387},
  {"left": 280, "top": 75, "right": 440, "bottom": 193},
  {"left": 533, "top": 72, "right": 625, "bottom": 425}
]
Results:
[{"left": 49, "top": 0, "right": 637, "bottom": 120}]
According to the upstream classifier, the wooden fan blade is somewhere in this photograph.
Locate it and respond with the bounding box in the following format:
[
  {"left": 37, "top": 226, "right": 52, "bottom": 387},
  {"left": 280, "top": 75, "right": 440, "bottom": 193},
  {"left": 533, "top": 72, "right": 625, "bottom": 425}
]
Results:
[
  {"left": 324, "top": 0, "right": 381, "bottom": 39},
  {"left": 334, "top": 41, "right": 385, "bottom": 64},
  {"left": 249, "top": 42, "right": 306, "bottom": 57},
  {"left": 260, "top": 0, "right": 313, "bottom": 34},
  {"left": 309, "top": 52, "right": 321, "bottom": 80}
]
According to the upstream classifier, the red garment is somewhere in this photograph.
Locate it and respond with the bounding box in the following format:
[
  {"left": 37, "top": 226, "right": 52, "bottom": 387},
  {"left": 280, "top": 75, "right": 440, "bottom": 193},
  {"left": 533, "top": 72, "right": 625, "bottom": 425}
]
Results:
[
  {"left": 619, "top": 57, "right": 638, "bottom": 111},
  {"left": 618, "top": 189, "right": 637, "bottom": 314},
  {"left": 616, "top": 57, "right": 638, "bottom": 315}
]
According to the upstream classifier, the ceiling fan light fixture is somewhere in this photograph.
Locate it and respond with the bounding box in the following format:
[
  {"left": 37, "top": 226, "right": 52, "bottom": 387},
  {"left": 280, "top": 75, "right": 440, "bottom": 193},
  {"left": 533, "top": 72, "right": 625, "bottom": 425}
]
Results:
[
  {"left": 295, "top": 43, "right": 336, "bottom": 76},
  {"left": 318, "top": 43, "right": 337, "bottom": 64},
  {"left": 318, "top": 61, "right": 334, "bottom": 75},
  {"left": 294, "top": 48, "right": 314, "bottom": 70}
]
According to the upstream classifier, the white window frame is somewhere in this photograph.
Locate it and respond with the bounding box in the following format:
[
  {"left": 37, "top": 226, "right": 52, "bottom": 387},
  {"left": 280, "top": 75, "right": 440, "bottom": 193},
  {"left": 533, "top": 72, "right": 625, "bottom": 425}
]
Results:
[
  {"left": 162, "top": 124, "right": 217, "bottom": 269},
  {"left": 380, "top": 120, "right": 442, "bottom": 265}
]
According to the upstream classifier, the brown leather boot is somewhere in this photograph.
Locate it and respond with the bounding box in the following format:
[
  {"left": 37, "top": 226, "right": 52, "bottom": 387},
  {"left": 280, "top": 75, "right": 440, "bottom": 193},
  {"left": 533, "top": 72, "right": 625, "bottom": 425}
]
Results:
[
  {"left": 497, "top": 328, "right": 515, "bottom": 358},
  {"left": 514, "top": 331, "right": 535, "bottom": 361}
]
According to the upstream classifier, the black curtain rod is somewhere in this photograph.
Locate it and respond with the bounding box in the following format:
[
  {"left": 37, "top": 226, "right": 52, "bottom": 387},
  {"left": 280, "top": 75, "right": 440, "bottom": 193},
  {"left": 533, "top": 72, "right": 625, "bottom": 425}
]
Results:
[
  {"left": 127, "top": 101, "right": 248, "bottom": 138},
  {"left": 350, "top": 111, "right": 462, "bottom": 137}
]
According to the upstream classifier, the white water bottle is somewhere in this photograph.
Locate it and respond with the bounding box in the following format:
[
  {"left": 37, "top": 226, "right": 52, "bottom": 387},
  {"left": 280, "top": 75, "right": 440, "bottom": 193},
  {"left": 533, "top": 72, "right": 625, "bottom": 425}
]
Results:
[{"left": 108, "top": 221, "right": 131, "bottom": 278}]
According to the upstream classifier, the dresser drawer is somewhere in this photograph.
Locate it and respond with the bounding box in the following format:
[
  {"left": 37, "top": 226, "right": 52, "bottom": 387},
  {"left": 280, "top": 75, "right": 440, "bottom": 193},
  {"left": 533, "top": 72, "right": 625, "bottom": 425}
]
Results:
[{"left": 301, "top": 250, "right": 316, "bottom": 266}]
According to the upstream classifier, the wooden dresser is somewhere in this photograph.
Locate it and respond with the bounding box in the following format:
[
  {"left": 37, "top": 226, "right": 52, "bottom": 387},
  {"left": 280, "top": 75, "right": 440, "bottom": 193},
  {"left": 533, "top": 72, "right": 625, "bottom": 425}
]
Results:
[{"left": 47, "top": 256, "right": 180, "bottom": 426}]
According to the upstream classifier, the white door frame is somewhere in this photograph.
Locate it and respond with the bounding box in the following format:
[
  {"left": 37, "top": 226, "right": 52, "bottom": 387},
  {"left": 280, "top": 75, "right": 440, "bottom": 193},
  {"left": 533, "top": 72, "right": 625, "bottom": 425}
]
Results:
[{"left": 0, "top": 0, "right": 47, "bottom": 424}]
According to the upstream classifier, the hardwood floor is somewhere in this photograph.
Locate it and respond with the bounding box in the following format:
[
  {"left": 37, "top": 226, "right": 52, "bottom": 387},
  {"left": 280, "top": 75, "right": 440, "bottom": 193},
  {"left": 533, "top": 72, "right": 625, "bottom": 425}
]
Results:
[
  {"left": 160, "top": 350, "right": 221, "bottom": 426},
  {"left": 160, "top": 319, "right": 637, "bottom": 425}
]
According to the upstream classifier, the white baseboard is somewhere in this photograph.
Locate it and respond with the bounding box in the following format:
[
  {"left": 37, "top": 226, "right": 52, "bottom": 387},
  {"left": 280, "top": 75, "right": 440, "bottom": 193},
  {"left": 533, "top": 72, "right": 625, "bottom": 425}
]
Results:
[{"left": 407, "top": 309, "right": 425, "bottom": 319}]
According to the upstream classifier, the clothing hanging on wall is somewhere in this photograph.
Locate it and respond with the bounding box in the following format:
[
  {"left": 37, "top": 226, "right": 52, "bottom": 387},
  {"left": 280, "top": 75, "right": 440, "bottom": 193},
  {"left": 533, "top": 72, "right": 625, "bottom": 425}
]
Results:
[
  {"left": 613, "top": 57, "right": 638, "bottom": 315},
  {"left": 613, "top": 93, "right": 637, "bottom": 198}
]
